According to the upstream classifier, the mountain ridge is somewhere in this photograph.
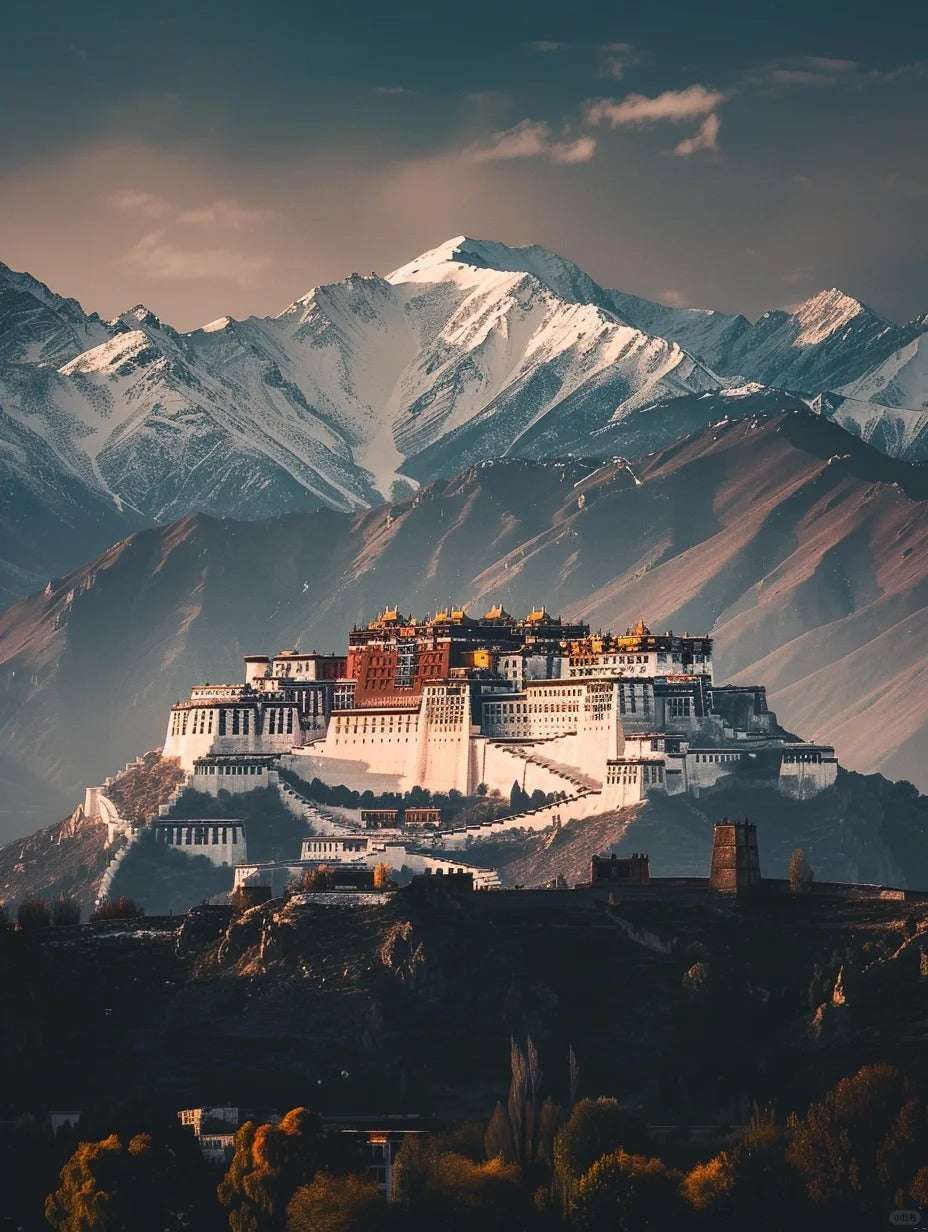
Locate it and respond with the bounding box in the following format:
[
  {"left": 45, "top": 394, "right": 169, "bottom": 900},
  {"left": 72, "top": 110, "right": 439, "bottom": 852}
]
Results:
[
  {"left": 2, "top": 235, "right": 926, "bottom": 608},
  {"left": 2, "top": 409, "right": 927, "bottom": 844}
]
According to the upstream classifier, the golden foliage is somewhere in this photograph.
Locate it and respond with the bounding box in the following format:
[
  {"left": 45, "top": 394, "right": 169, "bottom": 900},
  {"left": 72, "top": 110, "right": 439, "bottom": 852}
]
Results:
[
  {"left": 681, "top": 1153, "right": 733, "bottom": 1209},
  {"left": 286, "top": 1169, "right": 383, "bottom": 1232}
]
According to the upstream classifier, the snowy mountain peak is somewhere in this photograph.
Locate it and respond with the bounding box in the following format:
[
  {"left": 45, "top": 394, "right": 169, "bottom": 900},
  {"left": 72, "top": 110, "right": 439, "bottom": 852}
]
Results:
[
  {"left": 198, "top": 315, "right": 236, "bottom": 333},
  {"left": 791, "top": 287, "right": 876, "bottom": 346},
  {"left": 387, "top": 235, "right": 615, "bottom": 310},
  {"left": 0, "top": 260, "right": 112, "bottom": 367},
  {"left": 118, "top": 304, "right": 163, "bottom": 330}
]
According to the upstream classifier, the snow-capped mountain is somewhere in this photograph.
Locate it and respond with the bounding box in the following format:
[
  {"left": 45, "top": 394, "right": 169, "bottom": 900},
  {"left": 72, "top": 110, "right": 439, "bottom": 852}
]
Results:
[{"left": 1, "top": 235, "right": 926, "bottom": 606}]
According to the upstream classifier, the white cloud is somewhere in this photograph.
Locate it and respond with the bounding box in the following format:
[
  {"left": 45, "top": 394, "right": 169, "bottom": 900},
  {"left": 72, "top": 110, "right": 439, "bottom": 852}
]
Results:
[
  {"left": 121, "top": 230, "right": 270, "bottom": 285},
  {"left": 673, "top": 113, "right": 721, "bottom": 157},
  {"left": 110, "top": 189, "right": 172, "bottom": 219},
  {"left": 464, "top": 120, "right": 596, "bottom": 165},
  {"left": 527, "top": 40, "right": 566, "bottom": 53},
  {"left": 179, "top": 198, "right": 276, "bottom": 229},
  {"left": 586, "top": 84, "right": 727, "bottom": 127},
  {"left": 372, "top": 85, "right": 416, "bottom": 95}
]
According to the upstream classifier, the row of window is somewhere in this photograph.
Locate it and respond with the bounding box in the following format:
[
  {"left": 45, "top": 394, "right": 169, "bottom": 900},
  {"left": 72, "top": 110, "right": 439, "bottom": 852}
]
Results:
[{"left": 159, "top": 825, "right": 241, "bottom": 845}]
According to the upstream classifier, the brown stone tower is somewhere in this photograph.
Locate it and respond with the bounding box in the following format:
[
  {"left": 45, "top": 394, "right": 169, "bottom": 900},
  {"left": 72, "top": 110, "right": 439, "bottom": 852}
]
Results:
[{"left": 709, "top": 817, "right": 761, "bottom": 893}]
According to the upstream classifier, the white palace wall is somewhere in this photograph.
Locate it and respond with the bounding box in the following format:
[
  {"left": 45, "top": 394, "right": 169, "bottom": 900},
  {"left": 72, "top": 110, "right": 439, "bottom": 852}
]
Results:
[
  {"left": 190, "top": 760, "right": 280, "bottom": 795},
  {"left": 155, "top": 820, "right": 247, "bottom": 866}
]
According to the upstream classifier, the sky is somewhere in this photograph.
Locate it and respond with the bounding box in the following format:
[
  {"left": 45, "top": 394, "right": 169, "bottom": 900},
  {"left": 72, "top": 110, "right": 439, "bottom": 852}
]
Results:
[{"left": 1, "top": 0, "right": 926, "bottom": 330}]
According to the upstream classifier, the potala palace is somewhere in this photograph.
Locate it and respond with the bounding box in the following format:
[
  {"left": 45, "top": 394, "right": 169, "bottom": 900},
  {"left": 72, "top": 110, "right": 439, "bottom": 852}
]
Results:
[{"left": 124, "top": 606, "right": 839, "bottom": 892}]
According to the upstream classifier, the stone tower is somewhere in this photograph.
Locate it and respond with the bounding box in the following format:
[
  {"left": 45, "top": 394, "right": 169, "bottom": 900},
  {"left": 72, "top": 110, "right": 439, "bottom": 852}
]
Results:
[{"left": 709, "top": 817, "right": 761, "bottom": 893}]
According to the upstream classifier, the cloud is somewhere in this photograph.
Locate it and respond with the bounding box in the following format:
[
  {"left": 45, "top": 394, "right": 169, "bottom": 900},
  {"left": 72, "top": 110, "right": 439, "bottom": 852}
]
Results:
[
  {"left": 673, "top": 113, "right": 720, "bottom": 157},
  {"left": 658, "top": 289, "right": 688, "bottom": 308},
  {"left": 110, "top": 189, "right": 172, "bottom": 219},
  {"left": 121, "top": 230, "right": 270, "bottom": 285},
  {"left": 586, "top": 84, "right": 728, "bottom": 127},
  {"left": 372, "top": 85, "right": 416, "bottom": 95},
  {"left": 464, "top": 120, "right": 596, "bottom": 165},
  {"left": 526, "top": 40, "right": 566, "bottom": 53},
  {"left": 598, "top": 41, "right": 640, "bottom": 81},
  {"left": 179, "top": 198, "right": 276, "bottom": 229},
  {"left": 748, "top": 55, "right": 864, "bottom": 89}
]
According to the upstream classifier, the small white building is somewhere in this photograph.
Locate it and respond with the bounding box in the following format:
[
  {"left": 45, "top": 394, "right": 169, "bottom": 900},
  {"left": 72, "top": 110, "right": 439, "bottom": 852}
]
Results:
[{"left": 154, "top": 820, "right": 246, "bottom": 866}]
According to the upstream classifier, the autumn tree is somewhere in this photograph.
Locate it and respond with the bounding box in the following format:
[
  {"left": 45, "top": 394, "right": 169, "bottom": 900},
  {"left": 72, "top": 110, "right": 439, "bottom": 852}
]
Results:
[
  {"left": 682, "top": 1105, "right": 800, "bottom": 1229},
  {"left": 296, "top": 867, "right": 335, "bottom": 893},
  {"left": 218, "top": 1108, "right": 327, "bottom": 1232},
  {"left": 572, "top": 1149, "right": 682, "bottom": 1231},
  {"left": 45, "top": 1132, "right": 183, "bottom": 1232},
  {"left": 90, "top": 897, "right": 144, "bottom": 921},
  {"left": 553, "top": 1098, "right": 649, "bottom": 1215},
  {"left": 786, "top": 1064, "right": 928, "bottom": 1221},
  {"left": 392, "top": 1138, "right": 527, "bottom": 1232},
  {"left": 285, "top": 1170, "right": 385, "bottom": 1232},
  {"left": 789, "top": 848, "right": 813, "bottom": 894},
  {"left": 372, "top": 863, "right": 392, "bottom": 889}
]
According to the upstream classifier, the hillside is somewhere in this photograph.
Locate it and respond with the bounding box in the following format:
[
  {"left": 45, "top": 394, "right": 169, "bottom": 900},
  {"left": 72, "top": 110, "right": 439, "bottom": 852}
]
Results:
[
  {"left": 5, "top": 883, "right": 928, "bottom": 1134},
  {"left": 1, "top": 410, "right": 927, "bottom": 841}
]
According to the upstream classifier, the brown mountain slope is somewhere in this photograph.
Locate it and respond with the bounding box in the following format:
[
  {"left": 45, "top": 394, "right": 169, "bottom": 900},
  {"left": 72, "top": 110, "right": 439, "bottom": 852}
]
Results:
[{"left": 0, "top": 410, "right": 926, "bottom": 842}]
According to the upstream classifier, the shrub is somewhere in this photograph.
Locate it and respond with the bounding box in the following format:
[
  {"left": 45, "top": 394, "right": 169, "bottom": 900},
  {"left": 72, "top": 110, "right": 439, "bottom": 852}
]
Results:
[
  {"left": 51, "top": 896, "right": 81, "bottom": 926},
  {"left": 90, "top": 896, "right": 144, "bottom": 922},
  {"left": 17, "top": 896, "right": 51, "bottom": 929}
]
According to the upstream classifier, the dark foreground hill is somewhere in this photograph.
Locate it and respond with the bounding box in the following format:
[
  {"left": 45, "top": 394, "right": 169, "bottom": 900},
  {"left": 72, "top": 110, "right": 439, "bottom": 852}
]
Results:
[
  {"left": 5, "top": 884, "right": 928, "bottom": 1137},
  {"left": 1, "top": 410, "right": 927, "bottom": 842}
]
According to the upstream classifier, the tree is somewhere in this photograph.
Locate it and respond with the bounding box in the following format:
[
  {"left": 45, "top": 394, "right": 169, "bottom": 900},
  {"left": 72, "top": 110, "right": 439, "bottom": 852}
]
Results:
[
  {"left": 218, "top": 1108, "right": 327, "bottom": 1232},
  {"left": 392, "top": 1139, "right": 526, "bottom": 1232},
  {"left": 90, "top": 897, "right": 144, "bottom": 921},
  {"left": 483, "top": 1037, "right": 561, "bottom": 1174},
  {"left": 372, "top": 863, "right": 392, "bottom": 889},
  {"left": 295, "top": 866, "right": 335, "bottom": 893},
  {"left": 786, "top": 1064, "right": 928, "bottom": 1221},
  {"left": 789, "top": 848, "right": 813, "bottom": 894},
  {"left": 52, "top": 895, "right": 81, "bottom": 926},
  {"left": 17, "top": 895, "right": 51, "bottom": 928},
  {"left": 682, "top": 1105, "right": 800, "bottom": 1229},
  {"left": 509, "top": 781, "right": 525, "bottom": 813},
  {"left": 286, "top": 1170, "right": 384, "bottom": 1232},
  {"left": 45, "top": 1132, "right": 183, "bottom": 1232},
  {"left": 572, "top": 1149, "right": 682, "bottom": 1231},
  {"left": 553, "top": 1098, "right": 650, "bottom": 1215},
  {"left": 475, "top": 783, "right": 489, "bottom": 796}
]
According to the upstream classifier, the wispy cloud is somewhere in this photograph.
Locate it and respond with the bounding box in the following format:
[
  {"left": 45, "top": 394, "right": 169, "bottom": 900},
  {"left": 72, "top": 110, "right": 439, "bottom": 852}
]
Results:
[
  {"left": 658, "top": 289, "right": 688, "bottom": 307},
  {"left": 586, "top": 84, "right": 728, "bottom": 127},
  {"left": 749, "top": 55, "right": 858, "bottom": 88},
  {"left": 782, "top": 266, "right": 815, "bottom": 285},
  {"left": 597, "top": 41, "right": 640, "bottom": 81},
  {"left": 110, "top": 189, "right": 172, "bottom": 219},
  {"left": 526, "top": 40, "right": 566, "bottom": 54},
  {"left": 372, "top": 85, "right": 417, "bottom": 96},
  {"left": 464, "top": 120, "right": 596, "bottom": 165},
  {"left": 179, "top": 198, "right": 276, "bottom": 229},
  {"left": 121, "top": 231, "right": 270, "bottom": 285},
  {"left": 673, "top": 113, "right": 721, "bottom": 157}
]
